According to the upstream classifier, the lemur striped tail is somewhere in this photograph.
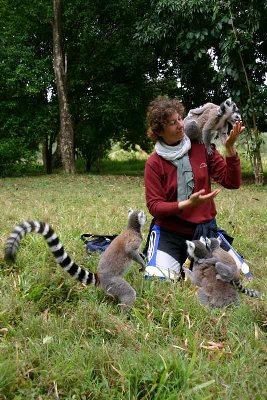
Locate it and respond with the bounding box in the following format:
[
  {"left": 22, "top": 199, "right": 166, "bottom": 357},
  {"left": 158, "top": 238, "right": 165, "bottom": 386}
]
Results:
[
  {"left": 232, "top": 279, "right": 260, "bottom": 298},
  {"left": 4, "top": 221, "right": 98, "bottom": 286}
]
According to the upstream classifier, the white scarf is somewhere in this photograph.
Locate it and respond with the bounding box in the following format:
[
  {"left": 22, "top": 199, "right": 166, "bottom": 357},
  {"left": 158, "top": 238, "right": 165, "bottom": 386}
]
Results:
[
  {"left": 155, "top": 136, "right": 194, "bottom": 201},
  {"left": 155, "top": 135, "right": 191, "bottom": 160}
]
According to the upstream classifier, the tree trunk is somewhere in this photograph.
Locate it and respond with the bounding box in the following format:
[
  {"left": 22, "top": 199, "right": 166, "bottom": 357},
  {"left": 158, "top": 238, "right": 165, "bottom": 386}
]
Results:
[
  {"left": 52, "top": 0, "right": 75, "bottom": 173},
  {"left": 42, "top": 136, "right": 53, "bottom": 174},
  {"left": 250, "top": 148, "right": 264, "bottom": 185},
  {"left": 251, "top": 125, "right": 264, "bottom": 185},
  {"left": 52, "top": 135, "right": 63, "bottom": 169},
  {"left": 247, "top": 128, "right": 264, "bottom": 185},
  {"left": 86, "top": 158, "right": 92, "bottom": 172}
]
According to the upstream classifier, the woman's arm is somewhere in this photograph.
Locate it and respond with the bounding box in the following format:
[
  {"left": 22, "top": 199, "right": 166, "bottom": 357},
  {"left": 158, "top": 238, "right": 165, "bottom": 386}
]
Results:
[{"left": 144, "top": 161, "right": 179, "bottom": 217}]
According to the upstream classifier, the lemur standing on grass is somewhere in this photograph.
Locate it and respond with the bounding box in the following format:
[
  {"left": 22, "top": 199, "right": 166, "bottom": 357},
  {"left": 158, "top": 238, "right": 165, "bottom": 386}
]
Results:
[{"left": 4, "top": 209, "right": 147, "bottom": 309}]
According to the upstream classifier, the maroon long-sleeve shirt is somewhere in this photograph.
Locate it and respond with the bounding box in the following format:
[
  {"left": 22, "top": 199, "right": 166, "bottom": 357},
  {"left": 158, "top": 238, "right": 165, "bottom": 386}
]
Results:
[{"left": 144, "top": 142, "right": 241, "bottom": 236}]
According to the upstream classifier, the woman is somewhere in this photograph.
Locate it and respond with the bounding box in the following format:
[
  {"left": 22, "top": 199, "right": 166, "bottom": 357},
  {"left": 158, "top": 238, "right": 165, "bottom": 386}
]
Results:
[{"left": 144, "top": 96, "right": 245, "bottom": 280}]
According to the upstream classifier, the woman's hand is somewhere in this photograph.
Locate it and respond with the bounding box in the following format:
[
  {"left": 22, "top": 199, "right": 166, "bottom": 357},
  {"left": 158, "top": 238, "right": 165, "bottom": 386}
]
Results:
[
  {"left": 225, "top": 121, "right": 245, "bottom": 156},
  {"left": 178, "top": 189, "right": 221, "bottom": 210},
  {"left": 189, "top": 188, "right": 221, "bottom": 205}
]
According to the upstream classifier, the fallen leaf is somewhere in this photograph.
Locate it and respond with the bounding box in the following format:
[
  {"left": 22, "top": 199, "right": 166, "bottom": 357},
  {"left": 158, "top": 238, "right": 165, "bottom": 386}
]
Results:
[
  {"left": 200, "top": 341, "right": 225, "bottom": 350},
  {"left": 220, "top": 379, "right": 229, "bottom": 388},
  {"left": 42, "top": 336, "right": 53, "bottom": 344},
  {"left": 172, "top": 345, "right": 187, "bottom": 351}
]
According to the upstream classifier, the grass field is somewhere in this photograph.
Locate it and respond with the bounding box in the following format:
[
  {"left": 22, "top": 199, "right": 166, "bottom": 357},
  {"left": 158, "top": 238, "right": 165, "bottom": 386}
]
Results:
[{"left": 0, "top": 166, "right": 266, "bottom": 399}]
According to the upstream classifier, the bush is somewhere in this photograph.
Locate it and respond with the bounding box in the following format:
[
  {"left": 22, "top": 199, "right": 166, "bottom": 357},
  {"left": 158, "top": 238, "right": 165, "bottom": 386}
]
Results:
[{"left": 0, "top": 137, "right": 38, "bottom": 176}]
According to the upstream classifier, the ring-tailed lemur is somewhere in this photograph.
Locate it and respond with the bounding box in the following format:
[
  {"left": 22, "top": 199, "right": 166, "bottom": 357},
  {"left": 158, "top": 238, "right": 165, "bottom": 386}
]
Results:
[
  {"left": 184, "top": 98, "right": 241, "bottom": 155},
  {"left": 4, "top": 209, "right": 147, "bottom": 309},
  {"left": 204, "top": 237, "right": 259, "bottom": 297},
  {"left": 183, "top": 238, "right": 260, "bottom": 308}
]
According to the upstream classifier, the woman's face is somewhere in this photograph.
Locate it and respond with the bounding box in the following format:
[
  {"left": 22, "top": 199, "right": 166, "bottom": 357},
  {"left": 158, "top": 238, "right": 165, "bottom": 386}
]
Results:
[{"left": 158, "top": 112, "right": 185, "bottom": 145}]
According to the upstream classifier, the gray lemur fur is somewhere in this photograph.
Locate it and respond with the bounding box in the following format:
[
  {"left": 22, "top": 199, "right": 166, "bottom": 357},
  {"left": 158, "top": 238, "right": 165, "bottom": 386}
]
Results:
[
  {"left": 199, "top": 237, "right": 240, "bottom": 282},
  {"left": 183, "top": 238, "right": 239, "bottom": 307},
  {"left": 98, "top": 209, "right": 146, "bottom": 308},
  {"left": 203, "top": 237, "right": 260, "bottom": 298},
  {"left": 4, "top": 209, "right": 147, "bottom": 309},
  {"left": 183, "top": 238, "right": 259, "bottom": 308},
  {"left": 184, "top": 98, "right": 241, "bottom": 155}
]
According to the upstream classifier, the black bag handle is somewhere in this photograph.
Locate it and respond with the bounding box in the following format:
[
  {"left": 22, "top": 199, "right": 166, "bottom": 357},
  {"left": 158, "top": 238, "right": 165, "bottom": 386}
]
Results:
[{"left": 80, "top": 233, "right": 117, "bottom": 244}]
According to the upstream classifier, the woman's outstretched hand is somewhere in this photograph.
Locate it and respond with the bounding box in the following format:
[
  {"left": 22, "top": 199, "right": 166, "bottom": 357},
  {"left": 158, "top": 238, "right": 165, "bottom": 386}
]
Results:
[
  {"left": 178, "top": 189, "right": 221, "bottom": 210},
  {"left": 189, "top": 188, "right": 221, "bottom": 205}
]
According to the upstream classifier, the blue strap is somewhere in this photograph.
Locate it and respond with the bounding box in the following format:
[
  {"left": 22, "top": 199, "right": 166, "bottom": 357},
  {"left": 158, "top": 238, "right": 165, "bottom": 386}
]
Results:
[{"left": 217, "top": 232, "right": 244, "bottom": 264}]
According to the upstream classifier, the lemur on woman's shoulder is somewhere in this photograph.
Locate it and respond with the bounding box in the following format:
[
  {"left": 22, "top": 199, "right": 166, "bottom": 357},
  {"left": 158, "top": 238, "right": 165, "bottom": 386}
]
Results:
[{"left": 184, "top": 98, "right": 241, "bottom": 155}]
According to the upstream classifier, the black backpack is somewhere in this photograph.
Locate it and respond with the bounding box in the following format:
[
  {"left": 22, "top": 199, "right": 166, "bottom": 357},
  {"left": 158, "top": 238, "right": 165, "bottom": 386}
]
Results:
[{"left": 80, "top": 233, "right": 117, "bottom": 253}]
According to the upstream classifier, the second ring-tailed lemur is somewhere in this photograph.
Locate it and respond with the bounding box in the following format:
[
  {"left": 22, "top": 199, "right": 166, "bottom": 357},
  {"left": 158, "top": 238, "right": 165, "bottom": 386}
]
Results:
[
  {"left": 4, "top": 209, "right": 147, "bottom": 309},
  {"left": 184, "top": 98, "right": 241, "bottom": 155},
  {"left": 203, "top": 237, "right": 259, "bottom": 296},
  {"left": 183, "top": 238, "right": 260, "bottom": 308},
  {"left": 199, "top": 237, "right": 240, "bottom": 282}
]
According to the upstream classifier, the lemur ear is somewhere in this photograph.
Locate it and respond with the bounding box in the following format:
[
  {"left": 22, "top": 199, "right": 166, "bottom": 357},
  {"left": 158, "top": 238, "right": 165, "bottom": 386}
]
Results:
[
  {"left": 199, "top": 236, "right": 206, "bottom": 245},
  {"left": 217, "top": 236, "right": 222, "bottom": 245},
  {"left": 205, "top": 237, "right": 211, "bottom": 245},
  {"left": 225, "top": 98, "right": 232, "bottom": 107},
  {"left": 128, "top": 208, "right": 133, "bottom": 215},
  {"left": 138, "top": 210, "right": 146, "bottom": 226},
  {"left": 218, "top": 104, "right": 225, "bottom": 116},
  {"left": 205, "top": 237, "right": 211, "bottom": 251},
  {"left": 186, "top": 240, "right": 195, "bottom": 255}
]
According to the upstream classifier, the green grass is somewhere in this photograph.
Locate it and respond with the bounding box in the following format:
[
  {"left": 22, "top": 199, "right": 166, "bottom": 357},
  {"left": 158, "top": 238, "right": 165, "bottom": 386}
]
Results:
[
  {"left": 91, "top": 158, "right": 147, "bottom": 176},
  {"left": 0, "top": 171, "right": 266, "bottom": 399}
]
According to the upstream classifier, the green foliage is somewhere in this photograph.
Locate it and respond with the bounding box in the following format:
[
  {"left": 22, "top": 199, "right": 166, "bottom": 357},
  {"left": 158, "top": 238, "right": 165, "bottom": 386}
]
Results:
[
  {"left": 211, "top": 0, "right": 267, "bottom": 130},
  {"left": 75, "top": 123, "right": 111, "bottom": 172},
  {"left": 0, "top": 0, "right": 58, "bottom": 174},
  {"left": 63, "top": 0, "right": 161, "bottom": 166},
  {"left": 0, "top": 0, "right": 266, "bottom": 178},
  {"left": 0, "top": 136, "right": 43, "bottom": 177},
  {"left": 135, "top": 0, "right": 267, "bottom": 114},
  {"left": 134, "top": 0, "right": 267, "bottom": 183}
]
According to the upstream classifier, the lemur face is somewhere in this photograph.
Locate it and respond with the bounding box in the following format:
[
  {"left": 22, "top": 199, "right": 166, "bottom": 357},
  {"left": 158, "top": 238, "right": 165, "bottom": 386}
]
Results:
[
  {"left": 186, "top": 240, "right": 196, "bottom": 258},
  {"left": 128, "top": 209, "right": 146, "bottom": 228},
  {"left": 223, "top": 99, "right": 241, "bottom": 123},
  {"left": 230, "top": 104, "right": 241, "bottom": 123},
  {"left": 186, "top": 240, "right": 210, "bottom": 260}
]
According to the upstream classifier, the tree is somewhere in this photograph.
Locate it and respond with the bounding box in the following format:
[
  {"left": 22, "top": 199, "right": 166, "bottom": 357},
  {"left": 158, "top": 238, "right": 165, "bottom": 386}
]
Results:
[
  {"left": 135, "top": 0, "right": 267, "bottom": 184},
  {"left": 52, "top": 0, "right": 75, "bottom": 173},
  {"left": 2, "top": 0, "right": 265, "bottom": 180},
  {"left": 134, "top": 0, "right": 224, "bottom": 108},
  {"left": 0, "top": 0, "right": 58, "bottom": 175},
  {"left": 212, "top": 1, "right": 267, "bottom": 185},
  {"left": 63, "top": 0, "right": 164, "bottom": 169}
]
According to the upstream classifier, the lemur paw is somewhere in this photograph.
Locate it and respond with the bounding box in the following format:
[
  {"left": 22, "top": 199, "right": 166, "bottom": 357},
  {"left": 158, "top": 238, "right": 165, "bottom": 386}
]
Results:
[
  {"left": 139, "top": 252, "right": 146, "bottom": 260},
  {"left": 206, "top": 147, "right": 214, "bottom": 155},
  {"left": 216, "top": 273, "right": 223, "bottom": 281}
]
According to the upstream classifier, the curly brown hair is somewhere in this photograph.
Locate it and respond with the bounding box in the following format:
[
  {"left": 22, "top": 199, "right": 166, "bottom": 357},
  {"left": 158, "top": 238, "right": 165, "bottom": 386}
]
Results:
[{"left": 146, "top": 96, "right": 185, "bottom": 141}]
